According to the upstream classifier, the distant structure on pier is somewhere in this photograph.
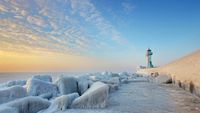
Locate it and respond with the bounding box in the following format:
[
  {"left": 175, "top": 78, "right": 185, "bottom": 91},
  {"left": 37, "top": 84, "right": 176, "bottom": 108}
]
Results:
[
  {"left": 137, "top": 48, "right": 155, "bottom": 70},
  {"left": 146, "top": 48, "right": 154, "bottom": 68}
]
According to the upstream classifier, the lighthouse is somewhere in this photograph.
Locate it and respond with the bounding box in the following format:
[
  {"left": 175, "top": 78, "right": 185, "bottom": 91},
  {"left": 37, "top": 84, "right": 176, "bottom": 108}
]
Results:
[{"left": 146, "top": 48, "right": 154, "bottom": 68}]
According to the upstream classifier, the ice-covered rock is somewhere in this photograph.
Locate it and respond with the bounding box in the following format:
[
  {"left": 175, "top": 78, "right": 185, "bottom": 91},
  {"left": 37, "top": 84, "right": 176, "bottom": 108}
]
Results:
[
  {"left": 39, "top": 93, "right": 53, "bottom": 100},
  {"left": 0, "top": 86, "right": 27, "bottom": 104},
  {"left": 77, "top": 77, "right": 90, "bottom": 95},
  {"left": 0, "top": 80, "right": 26, "bottom": 88},
  {"left": 26, "top": 78, "right": 57, "bottom": 97},
  {"left": 117, "top": 72, "right": 131, "bottom": 84},
  {"left": 55, "top": 76, "right": 77, "bottom": 95},
  {"left": 89, "top": 72, "right": 111, "bottom": 82},
  {"left": 121, "top": 79, "right": 129, "bottom": 84},
  {"left": 89, "top": 72, "right": 120, "bottom": 86},
  {"left": 6, "top": 80, "right": 26, "bottom": 87},
  {"left": 109, "top": 84, "right": 119, "bottom": 93},
  {"left": 108, "top": 77, "right": 120, "bottom": 85},
  {"left": 71, "top": 82, "right": 109, "bottom": 109},
  {"left": 4, "top": 96, "right": 50, "bottom": 113},
  {"left": 119, "top": 72, "right": 129, "bottom": 80},
  {"left": 32, "top": 75, "right": 52, "bottom": 82},
  {"left": 110, "top": 73, "right": 120, "bottom": 77},
  {"left": 42, "top": 93, "right": 79, "bottom": 113},
  {"left": 0, "top": 106, "right": 18, "bottom": 113},
  {"left": 154, "top": 75, "right": 172, "bottom": 84}
]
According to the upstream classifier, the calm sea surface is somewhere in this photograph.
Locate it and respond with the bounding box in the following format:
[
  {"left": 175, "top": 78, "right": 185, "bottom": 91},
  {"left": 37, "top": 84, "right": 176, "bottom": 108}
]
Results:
[{"left": 0, "top": 72, "right": 89, "bottom": 83}]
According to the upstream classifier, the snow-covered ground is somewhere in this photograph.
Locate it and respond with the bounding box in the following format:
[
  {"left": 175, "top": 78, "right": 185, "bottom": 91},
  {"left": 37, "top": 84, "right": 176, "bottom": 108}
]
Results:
[{"left": 58, "top": 77, "right": 200, "bottom": 113}]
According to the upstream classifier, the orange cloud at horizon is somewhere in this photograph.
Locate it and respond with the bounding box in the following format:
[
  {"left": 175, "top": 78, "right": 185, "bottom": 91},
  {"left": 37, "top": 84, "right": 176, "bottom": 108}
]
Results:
[
  {"left": 0, "top": 50, "right": 136, "bottom": 72},
  {"left": 0, "top": 50, "right": 97, "bottom": 72}
]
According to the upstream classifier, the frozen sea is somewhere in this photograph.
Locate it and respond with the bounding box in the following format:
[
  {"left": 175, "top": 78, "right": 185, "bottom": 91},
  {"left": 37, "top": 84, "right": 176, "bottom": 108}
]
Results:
[
  {"left": 0, "top": 72, "right": 87, "bottom": 83},
  {"left": 1, "top": 73, "right": 200, "bottom": 113}
]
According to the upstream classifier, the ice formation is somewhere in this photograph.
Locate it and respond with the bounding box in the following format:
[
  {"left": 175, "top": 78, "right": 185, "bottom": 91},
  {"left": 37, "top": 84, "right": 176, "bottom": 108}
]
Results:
[
  {"left": 71, "top": 82, "right": 109, "bottom": 109},
  {"left": 55, "top": 76, "right": 77, "bottom": 95},
  {"left": 0, "top": 72, "right": 134, "bottom": 113},
  {"left": 77, "top": 76, "right": 90, "bottom": 95},
  {"left": 0, "top": 86, "right": 27, "bottom": 104},
  {"left": 41, "top": 93, "right": 79, "bottom": 113},
  {"left": 3, "top": 96, "right": 50, "bottom": 113},
  {"left": 0, "top": 80, "right": 26, "bottom": 88},
  {"left": 26, "top": 78, "right": 58, "bottom": 97},
  {"left": 32, "top": 75, "right": 52, "bottom": 83},
  {"left": 0, "top": 106, "right": 18, "bottom": 113}
]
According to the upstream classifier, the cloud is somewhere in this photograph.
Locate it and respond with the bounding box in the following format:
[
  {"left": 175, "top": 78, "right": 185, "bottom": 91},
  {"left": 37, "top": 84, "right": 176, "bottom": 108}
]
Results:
[
  {"left": 70, "top": 0, "right": 128, "bottom": 45},
  {"left": 0, "top": 3, "right": 8, "bottom": 12},
  {"left": 27, "top": 16, "right": 47, "bottom": 27},
  {"left": 122, "top": 2, "right": 135, "bottom": 14},
  {"left": 0, "top": 0, "right": 130, "bottom": 57},
  {"left": 0, "top": 18, "right": 94, "bottom": 56}
]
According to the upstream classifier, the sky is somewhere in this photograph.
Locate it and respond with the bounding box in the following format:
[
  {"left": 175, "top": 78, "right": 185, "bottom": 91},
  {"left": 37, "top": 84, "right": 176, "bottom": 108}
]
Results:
[{"left": 0, "top": 0, "right": 200, "bottom": 72}]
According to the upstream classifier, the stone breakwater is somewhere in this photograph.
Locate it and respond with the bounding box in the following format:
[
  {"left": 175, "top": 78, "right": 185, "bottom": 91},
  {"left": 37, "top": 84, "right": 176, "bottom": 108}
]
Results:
[
  {"left": 137, "top": 49, "right": 200, "bottom": 97},
  {"left": 0, "top": 72, "right": 136, "bottom": 113}
]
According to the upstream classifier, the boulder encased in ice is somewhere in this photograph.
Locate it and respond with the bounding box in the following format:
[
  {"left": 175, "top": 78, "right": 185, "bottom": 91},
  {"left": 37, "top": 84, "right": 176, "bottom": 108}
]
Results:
[
  {"left": 55, "top": 76, "right": 77, "bottom": 95},
  {"left": 0, "top": 85, "right": 27, "bottom": 104},
  {"left": 71, "top": 81, "right": 109, "bottom": 109},
  {"left": 26, "top": 78, "right": 58, "bottom": 97},
  {"left": 0, "top": 80, "right": 26, "bottom": 88},
  {"left": 0, "top": 106, "right": 18, "bottom": 113},
  {"left": 32, "top": 75, "right": 52, "bottom": 83},
  {"left": 42, "top": 93, "right": 79, "bottom": 113},
  {"left": 109, "top": 84, "right": 119, "bottom": 93},
  {"left": 77, "top": 76, "right": 90, "bottom": 95},
  {"left": 4, "top": 96, "right": 50, "bottom": 113}
]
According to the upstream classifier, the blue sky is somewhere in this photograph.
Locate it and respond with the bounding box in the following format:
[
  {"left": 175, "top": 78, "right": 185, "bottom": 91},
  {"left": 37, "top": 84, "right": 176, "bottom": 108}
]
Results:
[
  {"left": 0, "top": 0, "right": 200, "bottom": 72},
  {"left": 93, "top": 0, "right": 200, "bottom": 64}
]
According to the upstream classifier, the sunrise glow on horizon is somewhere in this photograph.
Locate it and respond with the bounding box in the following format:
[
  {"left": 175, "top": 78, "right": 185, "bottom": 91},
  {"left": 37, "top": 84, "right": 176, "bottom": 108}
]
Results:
[{"left": 0, "top": 0, "right": 200, "bottom": 72}]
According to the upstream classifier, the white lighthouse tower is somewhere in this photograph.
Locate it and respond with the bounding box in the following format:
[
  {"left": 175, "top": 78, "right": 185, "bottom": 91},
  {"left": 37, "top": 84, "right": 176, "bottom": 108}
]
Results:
[{"left": 146, "top": 48, "right": 154, "bottom": 68}]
